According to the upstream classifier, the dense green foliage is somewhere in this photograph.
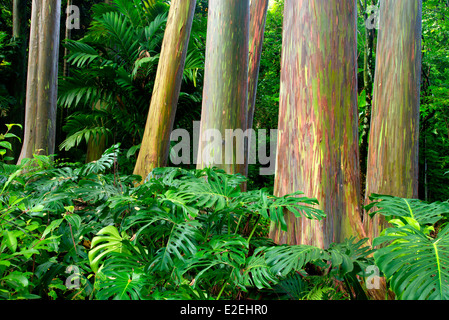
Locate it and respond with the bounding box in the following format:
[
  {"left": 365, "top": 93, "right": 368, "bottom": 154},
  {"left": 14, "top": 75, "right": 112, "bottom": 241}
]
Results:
[
  {"left": 1, "top": 131, "right": 449, "bottom": 300},
  {"left": 57, "top": 0, "right": 204, "bottom": 165},
  {"left": 0, "top": 0, "right": 448, "bottom": 301},
  {"left": 419, "top": 0, "right": 449, "bottom": 202}
]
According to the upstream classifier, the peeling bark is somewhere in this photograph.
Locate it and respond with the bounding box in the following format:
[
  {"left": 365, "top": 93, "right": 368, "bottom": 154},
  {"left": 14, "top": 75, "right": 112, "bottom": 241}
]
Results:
[
  {"left": 247, "top": 0, "right": 269, "bottom": 132},
  {"left": 196, "top": 0, "right": 250, "bottom": 176},
  {"left": 133, "top": 0, "right": 197, "bottom": 180},
  {"left": 18, "top": 0, "right": 61, "bottom": 162},
  {"left": 270, "top": 0, "right": 365, "bottom": 249},
  {"left": 363, "top": 0, "right": 422, "bottom": 241}
]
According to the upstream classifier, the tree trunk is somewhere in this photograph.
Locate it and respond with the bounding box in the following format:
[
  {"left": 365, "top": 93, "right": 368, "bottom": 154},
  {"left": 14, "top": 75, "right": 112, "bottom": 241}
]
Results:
[
  {"left": 86, "top": 100, "right": 108, "bottom": 163},
  {"left": 363, "top": 0, "right": 422, "bottom": 241},
  {"left": 196, "top": 0, "right": 250, "bottom": 176},
  {"left": 18, "top": 0, "right": 61, "bottom": 162},
  {"left": 247, "top": 0, "right": 269, "bottom": 132},
  {"left": 9, "top": 0, "right": 28, "bottom": 161},
  {"left": 133, "top": 0, "right": 197, "bottom": 180},
  {"left": 244, "top": 0, "right": 269, "bottom": 181},
  {"left": 269, "top": 0, "right": 366, "bottom": 248}
]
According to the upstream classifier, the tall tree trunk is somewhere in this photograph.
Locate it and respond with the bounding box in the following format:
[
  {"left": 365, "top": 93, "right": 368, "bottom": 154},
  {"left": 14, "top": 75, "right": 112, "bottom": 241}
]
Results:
[
  {"left": 9, "top": 0, "right": 28, "bottom": 161},
  {"left": 133, "top": 0, "right": 197, "bottom": 180},
  {"left": 363, "top": 0, "right": 423, "bottom": 241},
  {"left": 247, "top": 0, "right": 269, "bottom": 132},
  {"left": 18, "top": 0, "right": 61, "bottom": 162},
  {"left": 269, "top": 0, "right": 366, "bottom": 248},
  {"left": 244, "top": 0, "right": 269, "bottom": 181},
  {"left": 196, "top": 0, "right": 250, "bottom": 176},
  {"left": 63, "top": 0, "right": 72, "bottom": 80}
]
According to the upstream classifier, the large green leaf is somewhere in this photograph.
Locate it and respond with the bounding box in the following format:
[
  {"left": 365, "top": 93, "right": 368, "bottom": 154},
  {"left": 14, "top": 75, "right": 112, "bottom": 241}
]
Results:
[
  {"left": 150, "top": 219, "right": 202, "bottom": 272},
  {"left": 374, "top": 224, "right": 449, "bottom": 300},
  {"left": 88, "top": 225, "right": 130, "bottom": 273},
  {"left": 95, "top": 270, "right": 149, "bottom": 300},
  {"left": 264, "top": 245, "right": 324, "bottom": 277},
  {"left": 242, "top": 247, "right": 278, "bottom": 289},
  {"left": 367, "top": 194, "right": 449, "bottom": 226}
]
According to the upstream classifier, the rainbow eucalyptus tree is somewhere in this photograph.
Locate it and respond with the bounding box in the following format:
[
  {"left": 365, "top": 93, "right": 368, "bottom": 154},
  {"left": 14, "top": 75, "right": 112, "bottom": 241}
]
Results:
[
  {"left": 196, "top": 0, "right": 250, "bottom": 176},
  {"left": 247, "top": 0, "right": 269, "bottom": 132},
  {"left": 363, "top": 0, "right": 423, "bottom": 240},
  {"left": 269, "top": 0, "right": 366, "bottom": 248},
  {"left": 133, "top": 0, "right": 197, "bottom": 180},
  {"left": 18, "top": 0, "right": 61, "bottom": 162}
]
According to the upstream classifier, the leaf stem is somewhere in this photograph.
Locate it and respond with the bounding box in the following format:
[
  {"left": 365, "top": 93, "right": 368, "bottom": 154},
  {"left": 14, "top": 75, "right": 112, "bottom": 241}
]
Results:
[
  {"left": 247, "top": 215, "right": 260, "bottom": 244},
  {"left": 216, "top": 280, "right": 227, "bottom": 300}
]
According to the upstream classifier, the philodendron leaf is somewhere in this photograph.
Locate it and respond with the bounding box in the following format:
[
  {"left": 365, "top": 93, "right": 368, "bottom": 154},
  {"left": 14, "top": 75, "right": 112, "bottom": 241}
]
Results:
[
  {"left": 89, "top": 225, "right": 129, "bottom": 273},
  {"left": 374, "top": 224, "right": 449, "bottom": 300},
  {"left": 264, "top": 245, "right": 324, "bottom": 277},
  {"left": 367, "top": 194, "right": 449, "bottom": 226}
]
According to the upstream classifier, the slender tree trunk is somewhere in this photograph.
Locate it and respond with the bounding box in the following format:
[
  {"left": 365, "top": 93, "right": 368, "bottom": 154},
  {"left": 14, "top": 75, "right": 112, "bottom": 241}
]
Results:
[
  {"left": 86, "top": 100, "right": 108, "bottom": 163},
  {"left": 133, "top": 0, "right": 197, "bottom": 179},
  {"left": 363, "top": 0, "right": 422, "bottom": 241},
  {"left": 244, "top": 0, "right": 269, "bottom": 182},
  {"left": 18, "top": 0, "right": 61, "bottom": 162},
  {"left": 9, "top": 0, "right": 28, "bottom": 161},
  {"left": 59, "top": 0, "right": 72, "bottom": 158},
  {"left": 18, "top": 0, "right": 40, "bottom": 163},
  {"left": 247, "top": 0, "right": 269, "bottom": 132},
  {"left": 63, "top": 0, "right": 71, "bottom": 79},
  {"left": 269, "top": 0, "right": 366, "bottom": 248},
  {"left": 196, "top": 0, "right": 250, "bottom": 176}
]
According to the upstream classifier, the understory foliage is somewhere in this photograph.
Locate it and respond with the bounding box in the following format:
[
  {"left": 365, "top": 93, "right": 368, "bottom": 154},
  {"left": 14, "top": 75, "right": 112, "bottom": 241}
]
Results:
[
  {"left": 58, "top": 0, "right": 204, "bottom": 160},
  {"left": 1, "top": 137, "right": 449, "bottom": 300}
]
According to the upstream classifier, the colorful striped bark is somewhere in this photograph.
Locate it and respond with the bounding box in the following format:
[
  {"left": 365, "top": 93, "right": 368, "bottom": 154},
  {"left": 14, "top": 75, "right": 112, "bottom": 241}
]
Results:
[
  {"left": 18, "top": 0, "right": 60, "bottom": 161},
  {"left": 269, "top": 0, "right": 366, "bottom": 248},
  {"left": 363, "top": 0, "right": 422, "bottom": 241},
  {"left": 247, "top": 0, "right": 269, "bottom": 132},
  {"left": 133, "top": 0, "right": 197, "bottom": 180},
  {"left": 196, "top": 0, "right": 250, "bottom": 176}
]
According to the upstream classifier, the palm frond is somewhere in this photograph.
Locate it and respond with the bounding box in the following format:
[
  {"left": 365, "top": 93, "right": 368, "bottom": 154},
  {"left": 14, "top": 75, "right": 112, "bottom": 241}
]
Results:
[
  {"left": 64, "top": 40, "right": 101, "bottom": 68},
  {"left": 81, "top": 144, "right": 119, "bottom": 175},
  {"left": 98, "top": 12, "right": 140, "bottom": 64}
]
